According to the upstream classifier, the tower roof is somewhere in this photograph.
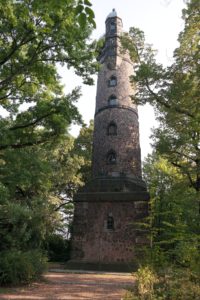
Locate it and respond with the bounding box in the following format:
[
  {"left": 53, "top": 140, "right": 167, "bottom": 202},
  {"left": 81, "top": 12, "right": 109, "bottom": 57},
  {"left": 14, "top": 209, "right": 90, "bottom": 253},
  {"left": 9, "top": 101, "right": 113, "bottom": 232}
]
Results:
[{"left": 106, "top": 8, "right": 117, "bottom": 20}]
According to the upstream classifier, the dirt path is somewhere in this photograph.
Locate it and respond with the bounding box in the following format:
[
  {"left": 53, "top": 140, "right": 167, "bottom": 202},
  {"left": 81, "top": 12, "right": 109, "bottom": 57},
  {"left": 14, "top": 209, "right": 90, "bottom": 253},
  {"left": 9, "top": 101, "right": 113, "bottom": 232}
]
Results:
[{"left": 0, "top": 271, "right": 135, "bottom": 300}]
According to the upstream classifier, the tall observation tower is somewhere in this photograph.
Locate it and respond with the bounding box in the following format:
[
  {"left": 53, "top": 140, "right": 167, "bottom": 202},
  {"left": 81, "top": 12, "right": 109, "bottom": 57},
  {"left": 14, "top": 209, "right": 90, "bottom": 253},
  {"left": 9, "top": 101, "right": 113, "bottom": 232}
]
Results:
[{"left": 69, "top": 9, "right": 149, "bottom": 271}]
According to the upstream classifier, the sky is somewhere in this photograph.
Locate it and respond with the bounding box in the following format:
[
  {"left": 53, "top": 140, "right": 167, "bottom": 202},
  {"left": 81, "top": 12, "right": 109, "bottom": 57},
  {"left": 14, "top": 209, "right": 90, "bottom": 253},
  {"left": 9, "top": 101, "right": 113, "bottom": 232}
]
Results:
[{"left": 60, "top": 0, "right": 186, "bottom": 161}]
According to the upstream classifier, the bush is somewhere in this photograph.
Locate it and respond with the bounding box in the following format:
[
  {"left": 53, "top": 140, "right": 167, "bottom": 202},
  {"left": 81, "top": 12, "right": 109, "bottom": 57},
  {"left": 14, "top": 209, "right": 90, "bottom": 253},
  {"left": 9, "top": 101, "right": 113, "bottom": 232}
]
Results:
[
  {"left": 136, "top": 266, "right": 157, "bottom": 299},
  {"left": 0, "top": 249, "right": 47, "bottom": 285},
  {"left": 46, "top": 234, "right": 70, "bottom": 262},
  {"left": 156, "top": 268, "right": 200, "bottom": 300},
  {"left": 123, "top": 267, "right": 200, "bottom": 300},
  {"left": 125, "top": 266, "right": 158, "bottom": 300}
]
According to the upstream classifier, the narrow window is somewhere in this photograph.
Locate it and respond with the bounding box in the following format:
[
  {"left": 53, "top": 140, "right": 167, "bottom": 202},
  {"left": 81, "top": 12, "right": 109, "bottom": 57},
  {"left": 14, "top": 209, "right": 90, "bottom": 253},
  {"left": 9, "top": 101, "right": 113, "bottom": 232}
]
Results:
[
  {"left": 107, "top": 215, "right": 114, "bottom": 230},
  {"left": 108, "top": 48, "right": 115, "bottom": 56},
  {"left": 107, "top": 122, "right": 117, "bottom": 136},
  {"left": 108, "top": 95, "right": 118, "bottom": 106},
  {"left": 108, "top": 76, "right": 117, "bottom": 87},
  {"left": 107, "top": 150, "right": 117, "bottom": 164},
  {"left": 110, "top": 22, "right": 116, "bottom": 32}
]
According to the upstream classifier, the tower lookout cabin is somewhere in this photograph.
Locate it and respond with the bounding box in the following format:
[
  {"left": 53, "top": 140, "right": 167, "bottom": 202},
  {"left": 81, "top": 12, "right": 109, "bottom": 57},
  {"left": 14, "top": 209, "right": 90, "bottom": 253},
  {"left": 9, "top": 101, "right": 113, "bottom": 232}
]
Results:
[{"left": 68, "top": 9, "right": 149, "bottom": 272}]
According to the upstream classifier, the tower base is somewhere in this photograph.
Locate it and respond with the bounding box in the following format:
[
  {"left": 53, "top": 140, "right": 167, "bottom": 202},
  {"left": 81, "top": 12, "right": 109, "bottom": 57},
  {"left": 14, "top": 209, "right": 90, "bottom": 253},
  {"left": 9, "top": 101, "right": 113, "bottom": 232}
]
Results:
[
  {"left": 65, "top": 260, "right": 137, "bottom": 273},
  {"left": 68, "top": 176, "right": 149, "bottom": 272}
]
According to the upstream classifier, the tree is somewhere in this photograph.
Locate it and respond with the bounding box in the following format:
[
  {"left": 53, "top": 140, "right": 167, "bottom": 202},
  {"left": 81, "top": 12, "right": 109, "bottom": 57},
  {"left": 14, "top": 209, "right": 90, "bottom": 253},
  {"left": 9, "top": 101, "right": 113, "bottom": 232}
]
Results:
[
  {"left": 0, "top": 133, "right": 87, "bottom": 283},
  {"left": 121, "top": 0, "right": 200, "bottom": 197},
  {"left": 73, "top": 120, "right": 94, "bottom": 183},
  {"left": 143, "top": 153, "right": 199, "bottom": 269},
  {"left": 46, "top": 121, "right": 94, "bottom": 235},
  {"left": 121, "top": 2, "right": 200, "bottom": 297},
  {"left": 131, "top": 152, "right": 200, "bottom": 300},
  {"left": 0, "top": 0, "right": 97, "bottom": 151},
  {"left": 43, "top": 121, "right": 94, "bottom": 261},
  {"left": 0, "top": 0, "right": 97, "bottom": 284}
]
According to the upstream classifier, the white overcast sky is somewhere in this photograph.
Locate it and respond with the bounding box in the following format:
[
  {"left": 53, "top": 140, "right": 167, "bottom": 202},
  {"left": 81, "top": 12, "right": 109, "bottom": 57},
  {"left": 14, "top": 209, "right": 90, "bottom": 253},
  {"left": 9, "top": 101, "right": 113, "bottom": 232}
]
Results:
[{"left": 60, "top": 0, "right": 186, "bottom": 161}]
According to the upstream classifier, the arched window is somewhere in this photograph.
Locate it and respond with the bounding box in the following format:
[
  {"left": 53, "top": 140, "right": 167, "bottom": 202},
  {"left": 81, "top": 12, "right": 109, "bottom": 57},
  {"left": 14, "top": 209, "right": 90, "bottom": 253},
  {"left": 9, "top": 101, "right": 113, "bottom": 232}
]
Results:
[
  {"left": 108, "top": 75, "right": 117, "bottom": 87},
  {"left": 107, "top": 214, "right": 114, "bottom": 230},
  {"left": 107, "top": 150, "right": 117, "bottom": 164},
  {"left": 108, "top": 95, "right": 118, "bottom": 106},
  {"left": 107, "top": 121, "right": 117, "bottom": 135}
]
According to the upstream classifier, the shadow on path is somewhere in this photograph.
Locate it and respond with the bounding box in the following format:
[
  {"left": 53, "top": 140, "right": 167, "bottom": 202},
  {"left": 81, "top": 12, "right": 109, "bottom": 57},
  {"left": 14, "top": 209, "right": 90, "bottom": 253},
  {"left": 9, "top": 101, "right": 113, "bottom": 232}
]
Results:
[{"left": 0, "top": 271, "right": 135, "bottom": 300}]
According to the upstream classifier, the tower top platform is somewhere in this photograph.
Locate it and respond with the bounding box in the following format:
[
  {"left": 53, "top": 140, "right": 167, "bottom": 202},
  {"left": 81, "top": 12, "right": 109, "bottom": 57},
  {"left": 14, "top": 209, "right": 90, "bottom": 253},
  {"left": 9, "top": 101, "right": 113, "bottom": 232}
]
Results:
[{"left": 106, "top": 8, "right": 117, "bottom": 20}]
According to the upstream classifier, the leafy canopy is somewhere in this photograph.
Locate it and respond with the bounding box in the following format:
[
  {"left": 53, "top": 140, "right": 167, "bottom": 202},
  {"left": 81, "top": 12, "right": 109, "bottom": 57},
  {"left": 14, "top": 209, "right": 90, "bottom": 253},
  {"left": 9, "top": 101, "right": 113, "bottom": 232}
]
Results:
[
  {"left": 121, "top": 0, "right": 200, "bottom": 192},
  {"left": 0, "top": 0, "right": 97, "bottom": 283},
  {"left": 0, "top": 0, "right": 98, "bottom": 150}
]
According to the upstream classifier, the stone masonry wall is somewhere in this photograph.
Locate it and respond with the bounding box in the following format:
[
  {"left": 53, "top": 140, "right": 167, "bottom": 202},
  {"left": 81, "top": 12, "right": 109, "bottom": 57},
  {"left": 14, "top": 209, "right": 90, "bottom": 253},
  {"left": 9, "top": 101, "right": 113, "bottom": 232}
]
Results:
[
  {"left": 95, "top": 58, "right": 136, "bottom": 112},
  {"left": 92, "top": 108, "right": 141, "bottom": 177},
  {"left": 71, "top": 199, "right": 148, "bottom": 263},
  {"left": 93, "top": 14, "right": 141, "bottom": 178}
]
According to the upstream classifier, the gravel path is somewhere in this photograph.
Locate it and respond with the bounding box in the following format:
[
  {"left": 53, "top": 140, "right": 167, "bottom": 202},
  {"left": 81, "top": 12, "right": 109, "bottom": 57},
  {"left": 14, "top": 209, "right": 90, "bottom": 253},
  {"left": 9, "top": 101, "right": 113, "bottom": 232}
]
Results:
[{"left": 0, "top": 271, "right": 135, "bottom": 300}]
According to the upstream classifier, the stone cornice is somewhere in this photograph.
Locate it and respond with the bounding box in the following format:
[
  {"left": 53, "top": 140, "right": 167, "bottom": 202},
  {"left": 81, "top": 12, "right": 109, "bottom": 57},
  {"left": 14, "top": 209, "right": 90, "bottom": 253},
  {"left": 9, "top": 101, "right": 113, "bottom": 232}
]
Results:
[
  {"left": 74, "top": 191, "right": 150, "bottom": 202},
  {"left": 95, "top": 104, "right": 138, "bottom": 118}
]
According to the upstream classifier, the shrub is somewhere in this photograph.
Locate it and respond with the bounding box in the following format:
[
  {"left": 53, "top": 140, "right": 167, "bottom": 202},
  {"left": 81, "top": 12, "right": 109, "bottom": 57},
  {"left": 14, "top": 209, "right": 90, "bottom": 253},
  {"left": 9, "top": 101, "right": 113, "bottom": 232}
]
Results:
[
  {"left": 156, "top": 268, "right": 200, "bottom": 300},
  {"left": 124, "top": 266, "right": 158, "bottom": 300},
  {"left": 123, "top": 267, "right": 200, "bottom": 300},
  {"left": 0, "top": 249, "right": 47, "bottom": 285},
  {"left": 46, "top": 234, "right": 70, "bottom": 262},
  {"left": 136, "top": 266, "right": 157, "bottom": 299}
]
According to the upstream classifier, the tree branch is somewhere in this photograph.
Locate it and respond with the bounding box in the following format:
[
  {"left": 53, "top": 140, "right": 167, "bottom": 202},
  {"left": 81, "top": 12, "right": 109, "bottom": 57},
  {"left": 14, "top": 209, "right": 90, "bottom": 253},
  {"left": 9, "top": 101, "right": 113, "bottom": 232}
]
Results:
[
  {"left": 0, "top": 133, "right": 56, "bottom": 150},
  {"left": 0, "top": 30, "right": 36, "bottom": 66},
  {"left": 54, "top": 200, "right": 73, "bottom": 212},
  {"left": 144, "top": 78, "right": 195, "bottom": 118},
  {"left": 173, "top": 150, "right": 197, "bottom": 163},
  {"left": 10, "top": 111, "right": 56, "bottom": 131},
  {"left": 171, "top": 161, "right": 195, "bottom": 189}
]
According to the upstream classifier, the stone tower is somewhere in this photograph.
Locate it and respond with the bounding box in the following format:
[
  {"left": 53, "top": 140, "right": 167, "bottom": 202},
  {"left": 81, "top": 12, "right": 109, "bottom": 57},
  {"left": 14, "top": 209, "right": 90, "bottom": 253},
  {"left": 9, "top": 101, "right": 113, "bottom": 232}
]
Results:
[
  {"left": 93, "top": 9, "right": 141, "bottom": 179},
  {"left": 68, "top": 9, "right": 149, "bottom": 271}
]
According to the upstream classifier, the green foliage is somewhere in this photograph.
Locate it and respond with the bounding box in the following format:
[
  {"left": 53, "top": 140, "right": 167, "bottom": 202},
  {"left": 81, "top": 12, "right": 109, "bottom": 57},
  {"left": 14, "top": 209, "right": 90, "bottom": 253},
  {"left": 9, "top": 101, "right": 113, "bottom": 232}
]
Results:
[
  {"left": 124, "top": 267, "right": 200, "bottom": 300},
  {"left": 0, "top": 136, "right": 85, "bottom": 242},
  {"left": 0, "top": 134, "right": 87, "bottom": 283},
  {"left": 46, "top": 234, "right": 70, "bottom": 262},
  {"left": 123, "top": 266, "right": 157, "bottom": 300},
  {"left": 122, "top": 0, "right": 200, "bottom": 194},
  {"left": 135, "top": 266, "right": 157, "bottom": 300},
  {"left": 156, "top": 268, "right": 200, "bottom": 300},
  {"left": 122, "top": 0, "right": 199, "bottom": 272},
  {"left": 0, "top": 249, "right": 47, "bottom": 285},
  {"left": 122, "top": 3, "right": 200, "bottom": 297},
  {"left": 73, "top": 120, "right": 94, "bottom": 183},
  {"left": 0, "top": 127, "right": 86, "bottom": 285},
  {"left": 0, "top": 0, "right": 98, "bottom": 151},
  {"left": 126, "top": 153, "right": 200, "bottom": 299},
  {"left": 143, "top": 153, "right": 200, "bottom": 270},
  {"left": 0, "top": 0, "right": 96, "bottom": 284}
]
